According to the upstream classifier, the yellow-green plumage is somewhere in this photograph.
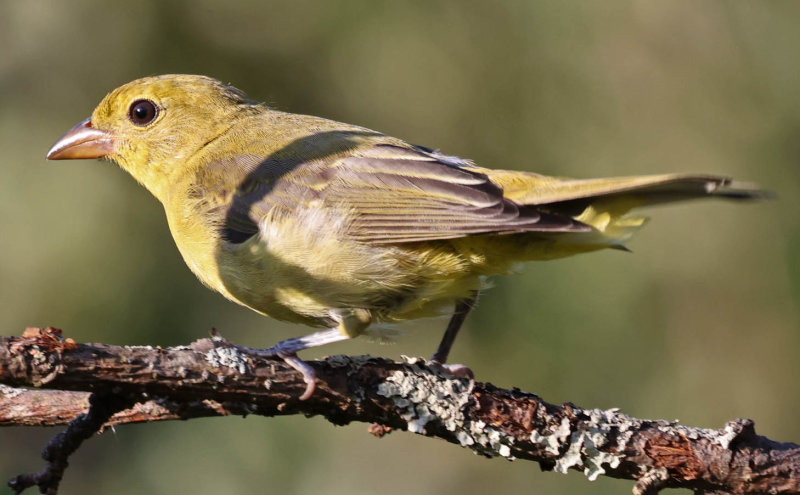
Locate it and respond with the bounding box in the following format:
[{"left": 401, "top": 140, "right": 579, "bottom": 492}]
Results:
[{"left": 50, "top": 74, "right": 764, "bottom": 368}]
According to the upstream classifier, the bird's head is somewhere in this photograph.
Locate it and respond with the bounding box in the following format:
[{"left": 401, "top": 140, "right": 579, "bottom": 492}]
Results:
[{"left": 47, "top": 74, "right": 255, "bottom": 201}]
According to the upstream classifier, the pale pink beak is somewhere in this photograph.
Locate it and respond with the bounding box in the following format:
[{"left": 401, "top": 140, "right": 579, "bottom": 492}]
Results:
[{"left": 46, "top": 118, "right": 115, "bottom": 160}]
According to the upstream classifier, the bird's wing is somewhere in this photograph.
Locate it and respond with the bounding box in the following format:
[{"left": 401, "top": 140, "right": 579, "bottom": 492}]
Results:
[{"left": 220, "top": 144, "right": 591, "bottom": 245}]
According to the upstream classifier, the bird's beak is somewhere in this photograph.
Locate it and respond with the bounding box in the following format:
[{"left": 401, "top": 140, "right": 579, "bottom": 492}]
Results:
[{"left": 46, "top": 118, "right": 115, "bottom": 160}]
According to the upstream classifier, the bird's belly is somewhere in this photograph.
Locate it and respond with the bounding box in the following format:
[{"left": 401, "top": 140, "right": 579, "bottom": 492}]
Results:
[
  {"left": 210, "top": 240, "right": 337, "bottom": 326},
  {"left": 212, "top": 229, "right": 485, "bottom": 327},
  {"left": 169, "top": 201, "right": 488, "bottom": 328}
]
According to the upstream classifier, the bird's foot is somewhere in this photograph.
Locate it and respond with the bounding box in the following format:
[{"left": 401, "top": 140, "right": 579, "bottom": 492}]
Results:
[
  {"left": 233, "top": 329, "right": 349, "bottom": 400},
  {"left": 429, "top": 360, "right": 474, "bottom": 380},
  {"left": 276, "top": 352, "right": 317, "bottom": 400},
  {"left": 233, "top": 342, "right": 317, "bottom": 400}
]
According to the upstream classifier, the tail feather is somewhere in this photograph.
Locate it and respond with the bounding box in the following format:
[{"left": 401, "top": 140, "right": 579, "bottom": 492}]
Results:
[
  {"left": 506, "top": 173, "right": 769, "bottom": 248},
  {"left": 514, "top": 174, "right": 766, "bottom": 211},
  {"left": 711, "top": 180, "right": 773, "bottom": 200},
  {"left": 468, "top": 172, "right": 767, "bottom": 262}
]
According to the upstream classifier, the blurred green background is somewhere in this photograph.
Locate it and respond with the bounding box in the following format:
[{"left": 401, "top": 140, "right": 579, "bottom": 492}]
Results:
[{"left": 1, "top": 1, "right": 798, "bottom": 494}]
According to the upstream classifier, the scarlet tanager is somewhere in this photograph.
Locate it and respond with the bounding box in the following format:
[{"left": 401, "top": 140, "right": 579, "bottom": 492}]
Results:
[{"left": 47, "top": 74, "right": 765, "bottom": 398}]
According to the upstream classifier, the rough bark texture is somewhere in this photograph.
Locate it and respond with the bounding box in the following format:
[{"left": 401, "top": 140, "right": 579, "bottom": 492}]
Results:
[{"left": 1, "top": 328, "right": 798, "bottom": 494}]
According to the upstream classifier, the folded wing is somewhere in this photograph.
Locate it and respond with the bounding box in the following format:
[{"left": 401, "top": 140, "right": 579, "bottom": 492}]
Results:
[{"left": 220, "top": 144, "right": 591, "bottom": 245}]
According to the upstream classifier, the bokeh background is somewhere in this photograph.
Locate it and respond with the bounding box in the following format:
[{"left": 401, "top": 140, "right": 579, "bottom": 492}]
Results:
[{"left": 1, "top": 1, "right": 798, "bottom": 494}]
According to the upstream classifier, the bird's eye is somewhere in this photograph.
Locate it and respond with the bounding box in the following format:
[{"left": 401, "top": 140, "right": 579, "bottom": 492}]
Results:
[{"left": 128, "top": 99, "right": 158, "bottom": 126}]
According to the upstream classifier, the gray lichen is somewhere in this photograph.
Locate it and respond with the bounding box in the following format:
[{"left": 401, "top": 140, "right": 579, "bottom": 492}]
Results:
[
  {"left": 528, "top": 406, "right": 751, "bottom": 483},
  {"left": 203, "top": 345, "right": 248, "bottom": 375},
  {"left": 654, "top": 417, "right": 747, "bottom": 449},
  {"left": 530, "top": 416, "right": 570, "bottom": 455},
  {"left": 376, "top": 357, "right": 516, "bottom": 459},
  {"left": 376, "top": 357, "right": 471, "bottom": 434},
  {"left": 531, "top": 408, "right": 643, "bottom": 481}
]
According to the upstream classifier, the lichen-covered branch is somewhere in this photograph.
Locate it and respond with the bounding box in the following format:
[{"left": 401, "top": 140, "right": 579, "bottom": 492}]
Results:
[{"left": 1, "top": 328, "right": 798, "bottom": 494}]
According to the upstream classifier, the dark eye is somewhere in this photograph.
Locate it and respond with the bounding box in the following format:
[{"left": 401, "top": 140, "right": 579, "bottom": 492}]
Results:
[{"left": 128, "top": 99, "right": 158, "bottom": 126}]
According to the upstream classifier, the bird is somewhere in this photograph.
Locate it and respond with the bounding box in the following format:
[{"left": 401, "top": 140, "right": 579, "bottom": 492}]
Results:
[{"left": 47, "top": 74, "right": 765, "bottom": 399}]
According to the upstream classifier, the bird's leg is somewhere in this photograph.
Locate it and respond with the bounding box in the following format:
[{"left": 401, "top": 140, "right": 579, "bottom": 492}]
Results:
[
  {"left": 236, "top": 309, "right": 371, "bottom": 400},
  {"left": 236, "top": 328, "right": 349, "bottom": 400},
  {"left": 430, "top": 295, "right": 478, "bottom": 378},
  {"left": 260, "top": 328, "right": 351, "bottom": 355}
]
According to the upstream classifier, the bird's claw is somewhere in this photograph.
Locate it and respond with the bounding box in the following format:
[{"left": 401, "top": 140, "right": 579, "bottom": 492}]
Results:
[
  {"left": 232, "top": 344, "right": 317, "bottom": 400},
  {"left": 429, "top": 361, "right": 475, "bottom": 380},
  {"left": 278, "top": 352, "right": 317, "bottom": 400}
]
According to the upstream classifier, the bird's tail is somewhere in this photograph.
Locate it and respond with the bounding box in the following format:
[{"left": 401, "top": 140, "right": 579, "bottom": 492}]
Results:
[
  {"left": 537, "top": 174, "right": 767, "bottom": 245},
  {"left": 487, "top": 172, "right": 768, "bottom": 252}
]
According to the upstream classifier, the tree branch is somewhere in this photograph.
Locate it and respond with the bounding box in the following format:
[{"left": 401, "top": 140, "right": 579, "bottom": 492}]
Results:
[{"left": 1, "top": 327, "right": 798, "bottom": 494}]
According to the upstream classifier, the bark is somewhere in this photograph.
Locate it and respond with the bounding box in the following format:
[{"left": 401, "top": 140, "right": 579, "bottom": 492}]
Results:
[{"left": 1, "top": 327, "right": 798, "bottom": 494}]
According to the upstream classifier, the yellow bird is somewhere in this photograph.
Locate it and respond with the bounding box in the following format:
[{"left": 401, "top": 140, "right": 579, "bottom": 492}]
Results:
[{"left": 48, "top": 74, "right": 764, "bottom": 398}]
